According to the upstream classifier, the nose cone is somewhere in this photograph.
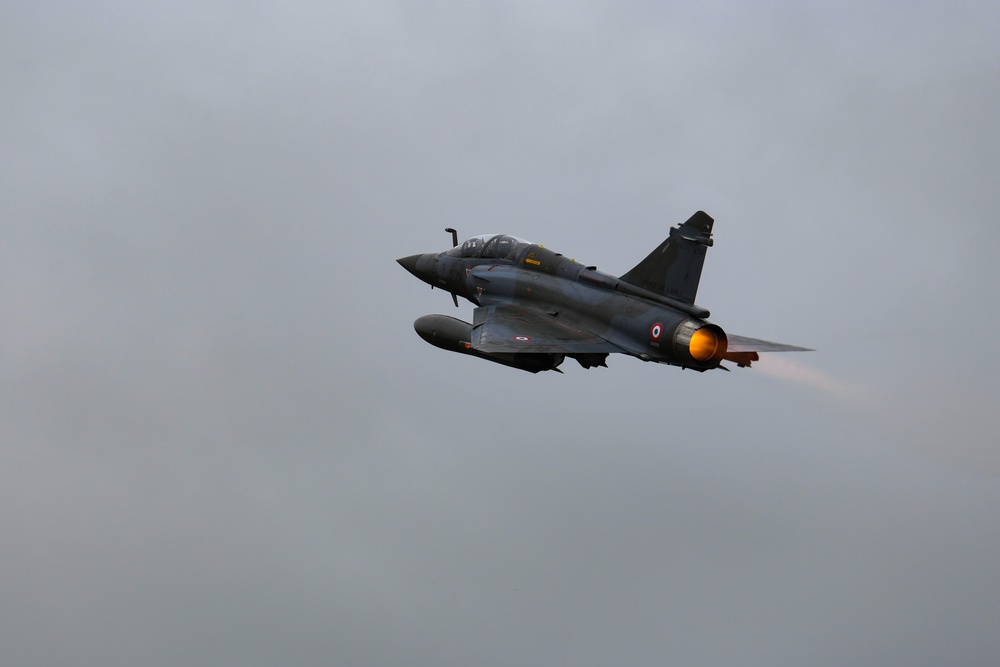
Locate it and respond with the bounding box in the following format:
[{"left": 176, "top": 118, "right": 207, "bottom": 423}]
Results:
[
  {"left": 396, "top": 253, "right": 423, "bottom": 275},
  {"left": 397, "top": 252, "right": 435, "bottom": 283}
]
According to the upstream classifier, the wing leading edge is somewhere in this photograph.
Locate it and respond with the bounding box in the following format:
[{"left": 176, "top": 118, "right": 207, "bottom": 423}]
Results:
[
  {"left": 726, "top": 334, "right": 813, "bottom": 353},
  {"left": 722, "top": 333, "right": 813, "bottom": 367}
]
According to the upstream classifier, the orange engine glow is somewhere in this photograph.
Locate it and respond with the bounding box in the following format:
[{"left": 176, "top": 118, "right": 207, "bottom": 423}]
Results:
[{"left": 689, "top": 327, "right": 721, "bottom": 361}]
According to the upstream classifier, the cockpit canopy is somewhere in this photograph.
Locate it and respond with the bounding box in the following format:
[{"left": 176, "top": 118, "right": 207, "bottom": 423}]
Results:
[{"left": 445, "top": 234, "right": 532, "bottom": 260}]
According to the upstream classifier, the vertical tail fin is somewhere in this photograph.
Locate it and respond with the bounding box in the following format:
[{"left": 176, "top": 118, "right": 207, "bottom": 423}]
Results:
[{"left": 619, "top": 211, "right": 714, "bottom": 305}]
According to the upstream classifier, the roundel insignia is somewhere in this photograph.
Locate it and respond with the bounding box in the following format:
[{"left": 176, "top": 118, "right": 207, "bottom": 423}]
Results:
[
  {"left": 514, "top": 336, "right": 531, "bottom": 341},
  {"left": 650, "top": 322, "right": 663, "bottom": 341}
]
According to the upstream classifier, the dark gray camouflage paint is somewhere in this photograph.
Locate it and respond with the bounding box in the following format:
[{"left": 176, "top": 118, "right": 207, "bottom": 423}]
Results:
[{"left": 398, "top": 212, "right": 809, "bottom": 373}]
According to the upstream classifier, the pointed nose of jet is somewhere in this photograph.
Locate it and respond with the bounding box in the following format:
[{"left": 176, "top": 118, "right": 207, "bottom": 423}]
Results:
[
  {"left": 396, "top": 252, "right": 436, "bottom": 284},
  {"left": 396, "top": 253, "right": 423, "bottom": 275}
]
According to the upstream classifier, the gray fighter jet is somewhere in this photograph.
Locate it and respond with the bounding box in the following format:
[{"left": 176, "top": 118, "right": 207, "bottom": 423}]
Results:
[{"left": 398, "top": 211, "right": 810, "bottom": 373}]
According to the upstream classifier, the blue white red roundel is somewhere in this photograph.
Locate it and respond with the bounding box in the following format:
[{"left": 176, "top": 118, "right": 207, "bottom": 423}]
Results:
[
  {"left": 649, "top": 323, "right": 663, "bottom": 341},
  {"left": 514, "top": 336, "right": 531, "bottom": 341}
]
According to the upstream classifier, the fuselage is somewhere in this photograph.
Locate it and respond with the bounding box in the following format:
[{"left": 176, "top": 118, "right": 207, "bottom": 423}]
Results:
[{"left": 397, "top": 236, "right": 728, "bottom": 370}]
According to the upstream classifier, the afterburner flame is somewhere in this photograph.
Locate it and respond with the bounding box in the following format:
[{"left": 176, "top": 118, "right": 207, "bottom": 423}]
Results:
[{"left": 689, "top": 327, "right": 721, "bottom": 361}]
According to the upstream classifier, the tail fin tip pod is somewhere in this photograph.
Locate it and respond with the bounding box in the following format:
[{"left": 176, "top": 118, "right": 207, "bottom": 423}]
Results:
[{"left": 620, "top": 211, "right": 715, "bottom": 305}]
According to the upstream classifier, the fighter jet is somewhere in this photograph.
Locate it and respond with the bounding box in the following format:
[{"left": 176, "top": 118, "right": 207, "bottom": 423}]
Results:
[{"left": 397, "top": 211, "right": 810, "bottom": 373}]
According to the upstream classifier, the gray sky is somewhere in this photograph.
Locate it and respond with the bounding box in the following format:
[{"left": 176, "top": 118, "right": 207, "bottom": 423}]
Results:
[{"left": 2, "top": 1, "right": 999, "bottom": 665}]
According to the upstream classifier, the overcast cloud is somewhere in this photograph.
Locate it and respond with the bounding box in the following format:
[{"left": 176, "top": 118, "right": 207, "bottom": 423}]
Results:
[{"left": 2, "top": 2, "right": 999, "bottom": 665}]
